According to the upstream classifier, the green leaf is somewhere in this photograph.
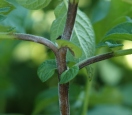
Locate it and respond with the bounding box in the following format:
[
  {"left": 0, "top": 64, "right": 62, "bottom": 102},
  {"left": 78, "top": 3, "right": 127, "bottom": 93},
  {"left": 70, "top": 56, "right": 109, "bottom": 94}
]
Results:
[
  {"left": 50, "top": 2, "right": 67, "bottom": 41},
  {"left": 0, "top": 33, "right": 12, "bottom": 40},
  {"left": 97, "top": 21, "right": 132, "bottom": 50},
  {"left": 60, "top": 66, "right": 79, "bottom": 84},
  {"left": 102, "top": 22, "right": 132, "bottom": 42},
  {"left": 105, "top": 41, "right": 123, "bottom": 50},
  {"left": 97, "top": 40, "right": 123, "bottom": 51},
  {"left": 71, "top": 9, "right": 95, "bottom": 60},
  {"left": 56, "top": 39, "right": 82, "bottom": 58},
  {"left": 0, "top": 14, "right": 6, "bottom": 22},
  {"left": 0, "top": 1, "right": 29, "bottom": 33},
  {"left": 0, "top": 0, "right": 15, "bottom": 32},
  {"left": 0, "top": 25, "right": 15, "bottom": 33},
  {"left": 37, "top": 60, "right": 57, "bottom": 82},
  {"left": 0, "top": 7, "right": 10, "bottom": 13},
  {"left": 0, "top": 0, "right": 15, "bottom": 15},
  {"left": 51, "top": 2, "right": 95, "bottom": 80},
  {"left": 16, "top": 0, "right": 51, "bottom": 10},
  {"left": 93, "top": 0, "right": 132, "bottom": 43},
  {"left": 51, "top": 3, "right": 95, "bottom": 60}
]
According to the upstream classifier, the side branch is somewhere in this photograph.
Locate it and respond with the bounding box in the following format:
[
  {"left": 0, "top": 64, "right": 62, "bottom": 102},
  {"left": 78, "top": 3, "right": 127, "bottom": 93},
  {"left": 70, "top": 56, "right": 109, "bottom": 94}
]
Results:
[
  {"left": 12, "top": 33, "right": 58, "bottom": 54},
  {"left": 78, "top": 48, "right": 132, "bottom": 69}
]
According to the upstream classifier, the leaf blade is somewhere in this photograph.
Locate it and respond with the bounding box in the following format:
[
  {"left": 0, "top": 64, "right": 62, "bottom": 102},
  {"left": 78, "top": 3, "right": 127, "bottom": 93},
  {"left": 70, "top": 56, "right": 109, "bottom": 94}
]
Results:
[
  {"left": 37, "top": 60, "right": 57, "bottom": 82},
  {"left": 50, "top": 2, "right": 67, "bottom": 41},
  {"left": 51, "top": 2, "right": 95, "bottom": 80},
  {"left": 56, "top": 39, "right": 82, "bottom": 58},
  {"left": 103, "top": 22, "right": 132, "bottom": 42},
  {"left": 60, "top": 66, "right": 79, "bottom": 84},
  {"left": 16, "top": 0, "right": 51, "bottom": 10},
  {"left": 50, "top": 2, "right": 95, "bottom": 60},
  {"left": 0, "top": 0, "right": 15, "bottom": 15},
  {"left": 0, "top": 14, "right": 6, "bottom": 22},
  {"left": 97, "top": 22, "right": 132, "bottom": 49},
  {"left": 71, "top": 9, "right": 95, "bottom": 60}
]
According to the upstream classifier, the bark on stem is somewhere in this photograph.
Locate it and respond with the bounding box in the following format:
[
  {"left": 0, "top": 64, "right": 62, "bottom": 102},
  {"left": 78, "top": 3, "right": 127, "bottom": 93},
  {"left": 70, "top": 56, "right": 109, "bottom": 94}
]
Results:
[
  {"left": 57, "top": 0, "right": 78, "bottom": 115},
  {"left": 13, "top": 33, "right": 58, "bottom": 54},
  {"left": 62, "top": 1, "right": 78, "bottom": 40},
  {"left": 78, "top": 48, "right": 132, "bottom": 69},
  {"left": 56, "top": 48, "right": 69, "bottom": 115},
  {"left": 78, "top": 52, "right": 114, "bottom": 69}
]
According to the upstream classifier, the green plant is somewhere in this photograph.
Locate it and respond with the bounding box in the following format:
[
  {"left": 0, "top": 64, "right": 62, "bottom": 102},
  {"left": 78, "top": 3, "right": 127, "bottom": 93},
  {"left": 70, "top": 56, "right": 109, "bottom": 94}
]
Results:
[{"left": 1, "top": 0, "right": 132, "bottom": 115}]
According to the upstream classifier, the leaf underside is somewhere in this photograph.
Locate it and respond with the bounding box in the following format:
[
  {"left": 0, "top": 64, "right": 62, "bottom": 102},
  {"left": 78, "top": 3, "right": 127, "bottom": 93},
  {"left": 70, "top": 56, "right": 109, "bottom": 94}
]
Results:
[
  {"left": 50, "top": 2, "right": 95, "bottom": 59},
  {"left": 50, "top": 2, "right": 95, "bottom": 81},
  {"left": 0, "top": 0, "right": 15, "bottom": 33}
]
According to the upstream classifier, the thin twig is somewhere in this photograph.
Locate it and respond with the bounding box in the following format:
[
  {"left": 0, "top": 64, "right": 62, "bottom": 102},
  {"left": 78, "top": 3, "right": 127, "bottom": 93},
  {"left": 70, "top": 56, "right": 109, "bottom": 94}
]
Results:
[
  {"left": 78, "top": 48, "right": 132, "bottom": 69},
  {"left": 78, "top": 52, "right": 114, "bottom": 69},
  {"left": 12, "top": 33, "right": 58, "bottom": 54}
]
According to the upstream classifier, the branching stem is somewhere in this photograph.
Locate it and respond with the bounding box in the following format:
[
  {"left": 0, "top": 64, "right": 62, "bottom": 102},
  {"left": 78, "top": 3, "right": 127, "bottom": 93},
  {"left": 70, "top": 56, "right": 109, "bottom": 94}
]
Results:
[
  {"left": 57, "top": 0, "right": 79, "bottom": 115},
  {"left": 78, "top": 48, "right": 132, "bottom": 69},
  {"left": 11, "top": 33, "right": 58, "bottom": 54}
]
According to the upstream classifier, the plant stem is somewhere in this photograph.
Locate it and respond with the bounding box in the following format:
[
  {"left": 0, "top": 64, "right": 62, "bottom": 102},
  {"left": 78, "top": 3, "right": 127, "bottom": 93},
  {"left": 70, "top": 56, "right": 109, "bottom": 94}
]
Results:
[
  {"left": 0, "top": 33, "right": 58, "bottom": 54},
  {"left": 57, "top": 0, "right": 78, "bottom": 115},
  {"left": 82, "top": 80, "right": 92, "bottom": 115},
  {"left": 56, "top": 48, "right": 69, "bottom": 115},
  {"left": 13, "top": 33, "right": 58, "bottom": 54},
  {"left": 114, "top": 48, "right": 132, "bottom": 56},
  {"left": 78, "top": 49, "right": 132, "bottom": 115},
  {"left": 62, "top": 0, "right": 78, "bottom": 40},
  {"left": 78, "top": 48, "right": 132, "bottom": 69}
]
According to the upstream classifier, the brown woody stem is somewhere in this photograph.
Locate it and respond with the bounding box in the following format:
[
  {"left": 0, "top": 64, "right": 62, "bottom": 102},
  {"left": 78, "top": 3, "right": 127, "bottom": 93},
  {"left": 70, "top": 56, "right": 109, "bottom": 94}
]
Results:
[
  {"left": 57, "top": 0, "right": 78, "bottom": 115},
  {"left": 78, "top": 52, "right": 114, "bottom": 69},
  {"left": 62, "top": 1, "right": 78, "bottom": 40},
  {"left": 12, "top": 33, "right": 58, "bottom": 54},
  {"left": 78, "top": 48, "right": 132, "bottom": 69}
]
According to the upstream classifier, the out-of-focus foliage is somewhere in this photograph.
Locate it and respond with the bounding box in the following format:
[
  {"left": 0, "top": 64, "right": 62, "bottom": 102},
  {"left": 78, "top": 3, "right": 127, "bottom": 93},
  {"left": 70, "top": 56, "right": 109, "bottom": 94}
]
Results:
[
  {"left": 93, "top": 0, "right": 132, "bottom": 43},
  {"left": 0, "top": 0, "right": 15, "bottom": 15},
  {"left": 0, "top": 0, "right": 132, "bottom": 115},
  {"left": 16, "top": 0, "right": 52, "bottom": 10}
]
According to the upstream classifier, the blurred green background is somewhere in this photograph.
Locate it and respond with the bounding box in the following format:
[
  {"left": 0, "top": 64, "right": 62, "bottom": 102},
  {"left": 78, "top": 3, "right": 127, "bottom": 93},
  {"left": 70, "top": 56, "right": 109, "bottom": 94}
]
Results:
[{"left": 0, "top": 0, "right": 132, "bottom": 115}]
